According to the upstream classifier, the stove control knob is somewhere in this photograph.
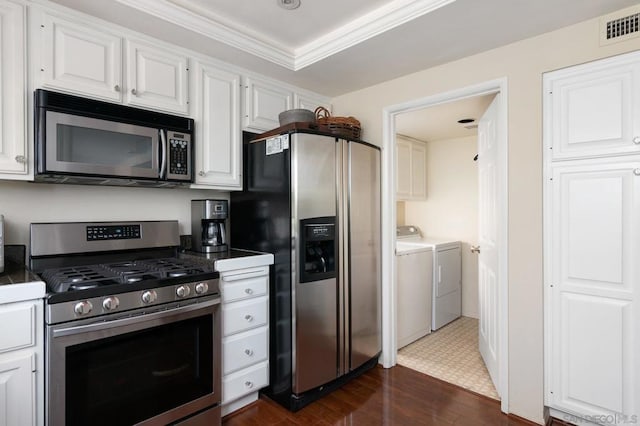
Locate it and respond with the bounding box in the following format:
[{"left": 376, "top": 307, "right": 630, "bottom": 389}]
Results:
[
  {"left": 176, "top": 285, "right": 191, "bottom": 298},
  {"left": 141, "top": 290, "right": 157, "bottom": 304},
  {"left": 102, "top": 297, "right": 120, "bottom": 311},
  {"left": 195, "top": 282, "right": 208, "bottom": 294},
  {"left": 74, "top": 301, "right": 93, "bottom": 316}
]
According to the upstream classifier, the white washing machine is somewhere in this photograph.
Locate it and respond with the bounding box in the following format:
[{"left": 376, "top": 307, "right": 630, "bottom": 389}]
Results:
[
  {"left": 396, "top": 227, "right": 433, "bottom": 348},
  {"left": 397, "top": 226, "right": 462, "bottom": 331}
]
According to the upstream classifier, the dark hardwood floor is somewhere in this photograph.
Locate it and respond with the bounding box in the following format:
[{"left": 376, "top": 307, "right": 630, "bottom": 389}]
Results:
[{"left": 223, "top": 365, "right": 538, "bottom": 425}]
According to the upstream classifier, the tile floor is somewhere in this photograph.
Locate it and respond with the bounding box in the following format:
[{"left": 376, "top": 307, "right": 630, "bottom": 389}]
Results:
[{"left": 397, "top": 316, "right": 500, "bottom": 400}]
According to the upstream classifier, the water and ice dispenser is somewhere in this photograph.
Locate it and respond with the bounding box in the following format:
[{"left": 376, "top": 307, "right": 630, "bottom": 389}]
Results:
[{"left": 299, "top": 217, "right": 336, "bottom": 283}]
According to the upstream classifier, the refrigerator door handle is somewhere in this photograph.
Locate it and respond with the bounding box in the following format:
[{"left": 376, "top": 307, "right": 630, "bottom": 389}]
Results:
[
  {"left": 341, "top": 139, "right": 351, "bottom": 373},
  {"left": 337, "top": 139, "right": 346, "bottom": 376}
]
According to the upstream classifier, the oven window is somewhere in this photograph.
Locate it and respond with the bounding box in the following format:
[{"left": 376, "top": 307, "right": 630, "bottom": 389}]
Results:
[
  {"left": 57, "top": 124, "right": 154, "bottom": 169},
  {"left": 65, "top": 315, "right": 213, "bottom": 426}
]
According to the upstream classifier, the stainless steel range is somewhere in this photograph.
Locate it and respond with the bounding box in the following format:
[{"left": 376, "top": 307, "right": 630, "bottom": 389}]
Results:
[{"left": 30, "top": 221, "right": 221, "bottom": 426}]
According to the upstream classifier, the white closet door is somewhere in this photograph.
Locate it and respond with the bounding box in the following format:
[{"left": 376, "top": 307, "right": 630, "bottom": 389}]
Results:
[
  {"left": 549, "top": 157, "right": 639, "bottom": 418},
  {"left": 548, "top": 57, "right": 640, "bottom": 160}
]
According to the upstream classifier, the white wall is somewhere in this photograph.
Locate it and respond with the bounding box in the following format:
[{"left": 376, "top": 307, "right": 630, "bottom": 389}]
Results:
[
  {"left": 0, "top": 180, "right": 228, "bottom": 252},
  {"left": 331, "top": 5, "right": 640, "bottom": 423},
  {"left": 404, "top": 135, "right": 479, "bottom": 319}
]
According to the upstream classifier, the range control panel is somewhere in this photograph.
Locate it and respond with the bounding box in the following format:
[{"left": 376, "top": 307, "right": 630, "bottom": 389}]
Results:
[
  {"left": 86, "top": 224, "right": 141, "bottom": 241},
  {"left": 167, "top": 131, "right": 191, "bottom": 178}
]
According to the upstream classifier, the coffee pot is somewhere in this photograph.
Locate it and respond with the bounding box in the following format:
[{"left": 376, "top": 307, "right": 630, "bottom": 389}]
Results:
[{"left": 191, "top": 200, "right": 228, "bottom": 253}]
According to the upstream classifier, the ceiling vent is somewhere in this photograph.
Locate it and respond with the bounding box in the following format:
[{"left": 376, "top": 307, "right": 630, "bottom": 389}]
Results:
[{"left": 600, "top": 6, "right": 640, "bottom": 45}]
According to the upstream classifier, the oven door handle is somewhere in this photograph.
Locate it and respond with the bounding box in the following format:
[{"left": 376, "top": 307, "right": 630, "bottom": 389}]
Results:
[{"left": 52, "top": 297, "right": 220, "bottom": 339}]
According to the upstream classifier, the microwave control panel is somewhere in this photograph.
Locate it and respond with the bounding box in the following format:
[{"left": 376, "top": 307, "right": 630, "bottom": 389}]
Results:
[{"left": 167, "top": 131, "right": 191, "bottom": 180}]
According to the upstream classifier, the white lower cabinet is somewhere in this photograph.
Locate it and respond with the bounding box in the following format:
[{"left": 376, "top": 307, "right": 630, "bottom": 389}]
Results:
[
  {"left": 0, "top": 299, "right": 44, "bottom": 426},
  {"left": 219, "top": 265, "right": 270, "bottom": 416}
]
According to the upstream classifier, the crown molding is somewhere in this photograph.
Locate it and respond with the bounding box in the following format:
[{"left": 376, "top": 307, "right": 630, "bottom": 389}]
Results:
[
  {"left": 114, "top": 0, "right": 296, "bottom": 69},
  {"left": 114, "top": 0, "right": 455, "bottom": 71},
  {"left": 294, "top": 0, "right": 455, "bottom": 69}
]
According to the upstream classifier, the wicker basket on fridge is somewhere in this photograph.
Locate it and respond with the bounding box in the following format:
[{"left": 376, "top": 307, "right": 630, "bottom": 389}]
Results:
[{"left": 314, "top": 107, "right": 361, "bottom": 140}]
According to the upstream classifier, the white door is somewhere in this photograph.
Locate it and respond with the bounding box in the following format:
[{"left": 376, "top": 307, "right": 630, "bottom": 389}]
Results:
[
  {"left": 40, "top": 12, "right": 122, "bottom": 102},
  {"left": 243, "top": 77, "right": 292, "bottom": 132},
  {"left": 0, "top": 0, "right": 27, "bottom": 175},
  {"left": 549, "top": 158, "right": 639, "bottom": 418},
  {"left": 125, "top": 39, "right": 189, "bottom": 115},
  {"left": 0, "top": 353, "right": 35, "bottom": 426},
  {"left": 192, "top": 61, "right": 241, "bottom": 189},
  {"left": 478, "top": 94, "right": 501, "bottom": 395}
]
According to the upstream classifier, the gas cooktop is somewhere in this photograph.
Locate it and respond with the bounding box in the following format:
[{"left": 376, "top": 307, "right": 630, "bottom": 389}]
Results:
[{"left": 30, "top": 221, "right": 221, "bottom": 324}]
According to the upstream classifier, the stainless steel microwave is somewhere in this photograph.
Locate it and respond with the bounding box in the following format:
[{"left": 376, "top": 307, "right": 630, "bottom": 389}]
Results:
[{"left": 34, "top": 89, "right": 194, "bottom": 187}]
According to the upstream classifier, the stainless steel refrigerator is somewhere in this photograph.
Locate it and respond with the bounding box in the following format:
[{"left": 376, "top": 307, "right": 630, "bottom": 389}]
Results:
[{"left": 231, "top": 129, "right": 381, "bottom": 411}]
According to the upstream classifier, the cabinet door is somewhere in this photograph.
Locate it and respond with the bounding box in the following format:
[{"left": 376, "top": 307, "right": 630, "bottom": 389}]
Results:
[
  {"left": 547, "top": 57, "right": 640, "bottom": 160},
  {"left": 125, "top": 39, "right": 189, "bottom": 115},
  {"left": 549, "top": 158, "right": 639, "bottom": 418},
  {"left": 193, "top": 62, "right": 241, "bottom": 189},
  {"left": 395, "top": 138, "right": 412, "bottom": 199},
  {"left": 40, "top": 13, "right": 122, "bottom": 102},
  {"left": 243, "top": 77, "right": 292, "bottom": 132},
  {"left": 410, "top": 142, "right": 427, "bottom": 199},
  {"left": 293, "top": 92, "right": 331, "bottom": 115},
  {"left": 0, "top": 353, "right": 35, "bottom": 426},
  {"left": 0, "top": 0, "right": 27, "bottom": 175}
]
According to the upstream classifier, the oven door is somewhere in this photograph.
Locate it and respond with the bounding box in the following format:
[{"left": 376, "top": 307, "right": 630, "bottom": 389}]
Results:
[
  {"left": 46, "top": 298, "right": 221, "bottom": 426},
  {"left": 43, "top": 110, "right": 161, "bottom": 179}
]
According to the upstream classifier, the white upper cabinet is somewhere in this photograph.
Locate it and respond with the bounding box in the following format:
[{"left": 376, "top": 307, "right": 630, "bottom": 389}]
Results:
[
  {"left": 293, "top": 92, "right": 331, "bottom": 115},
  {"left": 547, "top": 54, "right": 640, "bottom": 160},
  {"left": 243, "top": 76, "right": 292, "bottom": 132},
  {"left": 39, "top": 12, "right": 122, "bottom": 102},
  {"left": 395, "top": 136, "right": 427, "bottom": 201},
  {"left": 192, "top": 60, "right": 241, "bottom": 190},
  {"left": 35, "top": 10, "right": 190, "bottom": 115},
  {"left": 125, "top": 39, "right": 189, "bottom": 115},
  {"left": 0, "top": 0, "right": 27, "bottom": 176}
]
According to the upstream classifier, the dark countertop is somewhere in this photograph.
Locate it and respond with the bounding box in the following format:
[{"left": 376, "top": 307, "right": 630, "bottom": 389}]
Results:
[
  {"left": 180, "top": 248, "right": 274, "bottom": 272},
  {"left": 0, "top": 261, "right": 41, "bottom": 285},
  {"left": 0, "top": 245, "right": 46, "bottom": 303}
]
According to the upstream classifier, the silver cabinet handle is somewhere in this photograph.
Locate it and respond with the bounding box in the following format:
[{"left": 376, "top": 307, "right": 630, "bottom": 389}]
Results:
[
  {"left": 244, "top": 349, "right": 254, "bottom": 356},
  {"left": 244, "top": 381, "right": 254, "bottom": 389},
  {"left": 114, "top": 84, "right": 120, "bottom": 92},
  {"left": 198, "top": 171, "right": 206, "bottom": 177},
  {"left": 634, "top": 136, "right": 640, "bottom": 145},
  {"left": 470, "top": 245, "right": 481, "bottom": 253},
  {"left": 14, "top": 155, "right": 26, "bottom": 164},
  {"left": 244, "top": 314, "right": 254, "bottom": 322},
  {"left": 634, "top": 168, "right": 640, "bottom": 176},
  {"left": 131, "top": 88, "right": 137, "bottom": 96},
  {"left": 244, "top": 288, "right": 253, "bottom": 295}
]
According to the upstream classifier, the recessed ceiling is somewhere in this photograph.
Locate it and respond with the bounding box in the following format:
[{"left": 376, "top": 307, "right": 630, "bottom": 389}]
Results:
[
  {"left": 396, "top": 94, "right": 496, "bottom": 142},
  {"left": 49, "top": 0, "right": 640, "bottom": 96}
]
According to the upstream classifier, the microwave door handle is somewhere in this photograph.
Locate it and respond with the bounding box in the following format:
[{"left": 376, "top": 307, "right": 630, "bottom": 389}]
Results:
[{"left": 160, "top": 129, "right": 167, "bottom": 179}]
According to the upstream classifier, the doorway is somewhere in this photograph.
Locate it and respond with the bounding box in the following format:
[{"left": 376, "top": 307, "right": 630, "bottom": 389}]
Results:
[
  {"left": 380, "top": 78, "right": 509, "bottom": 413},
  {"left": 394, "top": 92, "right": 497, "bottom": 399}
]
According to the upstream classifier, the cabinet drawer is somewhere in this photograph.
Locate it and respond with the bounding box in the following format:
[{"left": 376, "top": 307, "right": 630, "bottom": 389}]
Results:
[
  {"left": 223, "top": 296, "right": 268, "bottom": 336},
  {"left": 223, "top": 327, "right": 268, "bottom": 375},
  {"left": 223, "top": 361, "right": 268, "bottom": 404},
  {"left": 222, "top": 275, "right": 268, "bottom": 303},
  {"left": 0, "top": 303, "right": 35, "bottom": 353}
]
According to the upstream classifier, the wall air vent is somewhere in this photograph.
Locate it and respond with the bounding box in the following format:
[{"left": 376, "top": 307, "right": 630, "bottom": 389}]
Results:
[
  {"left": 600, "top": 6, "right": 640, "bottom": 45},
  {"left": 606, "top": 13, "right": 639, "bottom": 39}
]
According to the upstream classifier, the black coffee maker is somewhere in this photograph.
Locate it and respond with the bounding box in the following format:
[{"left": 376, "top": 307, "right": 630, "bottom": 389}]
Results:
[{"left": 191, "top": 199, "right": 228, "bottom": 253}]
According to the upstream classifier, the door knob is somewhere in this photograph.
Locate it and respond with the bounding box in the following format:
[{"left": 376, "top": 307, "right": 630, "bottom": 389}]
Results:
[
  {"left": 470, "top": 245, "right": 480, "bottom": 253},
  {"left": 14, "top": 155, "right": 26, "bottom": 164},
  {"left": 114, "top": 84, "right": 120, "bottom": 92},
  {"left": 633, "top": 136, "right": 640, "bottom": 145},
  {"left": 634, "top": 168, "right": 640, "bottom": 176},
  {"left": 131, "top": 88, "right": 138, "bottom": 96}
]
